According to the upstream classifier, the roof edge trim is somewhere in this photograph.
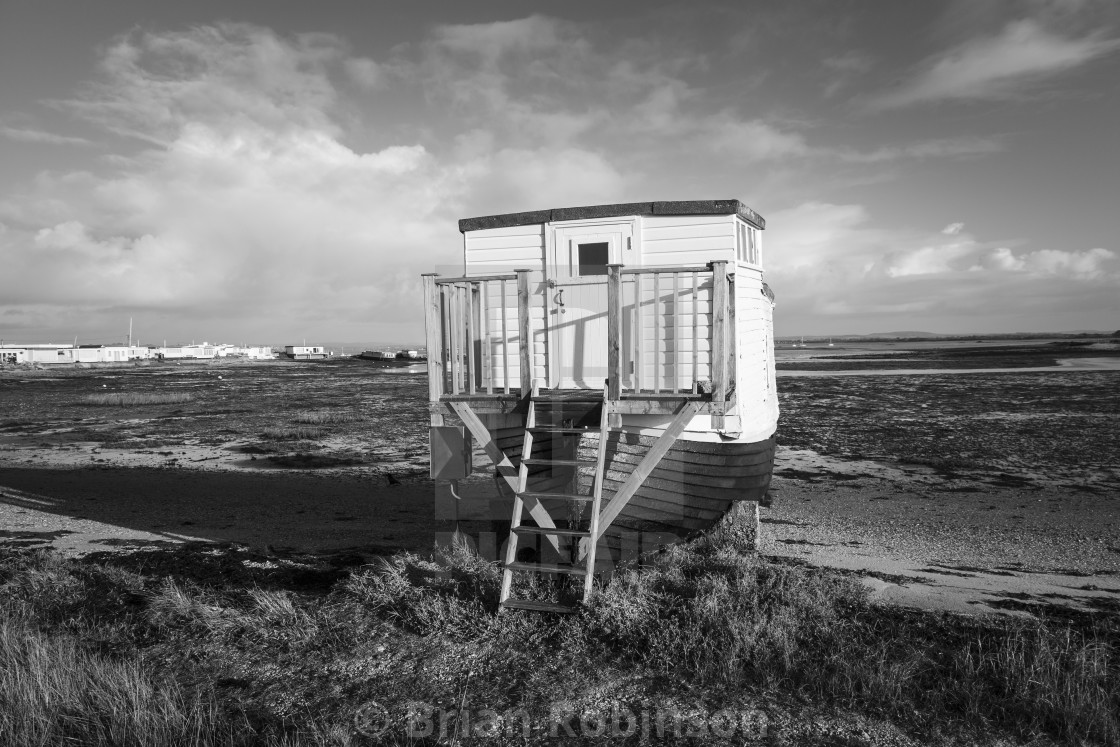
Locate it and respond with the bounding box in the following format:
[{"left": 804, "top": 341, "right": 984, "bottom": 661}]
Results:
[{"left": 458, "top": 199, "right": 765, "bottom": 233}]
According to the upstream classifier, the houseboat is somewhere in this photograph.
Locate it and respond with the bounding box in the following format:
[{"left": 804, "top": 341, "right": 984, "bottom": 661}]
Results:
[{"left": 423, "top": 199, "right": 777, "bottom": 611}]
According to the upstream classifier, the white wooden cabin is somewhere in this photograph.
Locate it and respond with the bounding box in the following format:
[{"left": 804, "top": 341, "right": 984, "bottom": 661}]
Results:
[
  {"left": 423, "top": 200, "right": 779, "bottom": 611},
  {"left": 427, "top": 200, "right": 777, "bottom": 440}
]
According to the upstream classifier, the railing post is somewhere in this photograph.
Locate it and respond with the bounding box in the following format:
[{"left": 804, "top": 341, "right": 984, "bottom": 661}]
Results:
[
  {"left": 466, "top": 282, "right": 477, "bottom": 393},
  {"left": 710, "top": 260, "right": 729, "bottom": 429},
  {"left": 422, "top": 273, "right": 444, "bottom": 426},
  {"left": 515, "top": 269, "right": 533, "bottom": 395},
  {"left": 606, "top": 264, "right": 623, "bottom": 402}
]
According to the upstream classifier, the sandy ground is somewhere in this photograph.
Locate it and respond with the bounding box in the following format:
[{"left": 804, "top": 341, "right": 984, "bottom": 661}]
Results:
[
  {"left": 0, "top": 465, "right": 434, "bottom": 557},
  {"left": 760, "top": 457, "right": 1120, "bottom": 617},
  {"left": 2, "top": 451, "right": 1116, "bottom": 619},
  {"left": 2, "top": 354, "right": 1118, "bottom": 619}
]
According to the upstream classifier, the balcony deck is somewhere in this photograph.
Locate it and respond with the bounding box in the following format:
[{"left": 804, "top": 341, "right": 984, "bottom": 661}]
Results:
[{"left": 423, "top": 261, "right": 734, "bottom": 426}]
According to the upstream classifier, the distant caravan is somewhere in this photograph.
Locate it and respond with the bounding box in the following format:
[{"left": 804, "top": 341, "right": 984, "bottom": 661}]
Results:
[
  {"left": 422, "top": 200, "right": 779, "bottom": 611},
  {"left": 283, "top": 345, "right": 327, "bottom": 360},
  {"left": 358, "top": 349, "right": 427, "bottom": 366}
]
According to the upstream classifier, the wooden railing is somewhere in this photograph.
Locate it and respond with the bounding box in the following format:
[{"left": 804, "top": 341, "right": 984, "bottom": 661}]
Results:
[{"left": 423, "top": 261, "right": 734, "bottom": 405}]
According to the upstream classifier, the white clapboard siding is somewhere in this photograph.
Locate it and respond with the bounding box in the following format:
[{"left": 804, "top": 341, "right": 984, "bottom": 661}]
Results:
[
  {"left": 464, "top": 224, "right": 545, "bottom": 275},
  {"left": 640, "top": 215, "right": 737, "bottom": 267}
]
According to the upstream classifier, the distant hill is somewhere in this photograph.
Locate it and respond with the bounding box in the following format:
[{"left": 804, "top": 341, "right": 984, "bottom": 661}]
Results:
[{"left": 860, "top": 331, "right": 938, "bottom": 338}]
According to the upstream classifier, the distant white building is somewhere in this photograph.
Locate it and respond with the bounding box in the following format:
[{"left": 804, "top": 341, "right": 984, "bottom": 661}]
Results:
[
  {"left": 219, "top": 345, "right": 276, "bottom": 359},
  {"left": 1, "top": 347, "right": 27, "bottom": 364},
  {"left": 283, "top": 345, "right": 326, "bottom": 360},
  {"left": 1, "top": 344, "right": 78, "bottom": 365},
  {"left": 156, "top": 343, "right": 217, "bottom": 360}
]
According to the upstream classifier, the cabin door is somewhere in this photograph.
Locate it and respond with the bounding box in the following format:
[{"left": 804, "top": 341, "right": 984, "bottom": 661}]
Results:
[{"left": 547, "top": 224, "right": 632, "bottom": 389}]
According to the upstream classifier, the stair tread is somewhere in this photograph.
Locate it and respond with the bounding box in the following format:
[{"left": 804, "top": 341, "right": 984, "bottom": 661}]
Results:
[
  {"left": 506, "top": 561, "right": 589, "bottom": 576},
  {"left": 517, "top": 491, "right": 595, "bottom": 503},
  {"left": 501, "top": 599, "right": 576, "bottom": 614},
  {"left": 513, "top": 526, "right": 590, "bottom": 537},
  {"left": 529, "top": 426, "right": 601, "bottom": 433},
  {"left": 531, "top": 396, "right": 604, "bottom": 403},
  {"left": 523, "top": 457, "right": 595, "bottom": 467}
]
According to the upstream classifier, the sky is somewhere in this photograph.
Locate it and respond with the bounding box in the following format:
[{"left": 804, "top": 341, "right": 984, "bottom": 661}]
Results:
[{"left": 1, "top": 0, "right": 1118, "bottom": 344}]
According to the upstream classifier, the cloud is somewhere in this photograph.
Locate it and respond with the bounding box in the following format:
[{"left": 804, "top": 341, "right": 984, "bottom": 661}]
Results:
[
  {"left": 838, "top": 138, "right": 1003, "bottom": 163},
  {"left": 824, "top": 52, "right": 873, "bottom": 74},
  {"left": 1, "top": 15, "right": 1103, "bottom": 341},
  {"left": 1, "top": 21, "right": 653, "bottom": 341},
  {"left": 869, "top": 19, "right": 1120, "bottom": 109},
  {"left": 0, "top": 126, "right": 94, "bottom": 146},
  {"left": 762, "top": 202, "right": 1118, "bottom": 333},
  {"left": 823, "top": 51, "right": 873, "bottom": 98},
  {"left": 1021, "top": 246, "right": 1115, "bottom": 278},
  {"left": 704, "top": 116, "right": 813, "bottom": 161},
  {"left": 942, "top": 222, "right": 965, "bottom": 235},
  {"left": 58, "top": 23, "right": 346, "bottom": 143},
  {"left": 344, "top": 57, "right": 382, "bottom": 89}
]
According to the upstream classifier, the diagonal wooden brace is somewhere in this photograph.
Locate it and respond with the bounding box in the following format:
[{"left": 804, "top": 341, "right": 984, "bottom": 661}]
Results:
[
  {"left": 447, "top": 401, "right": 560, "bottom": 554},
  {"left": 592, "top": 399, "right": 705, "bottom": 542}
]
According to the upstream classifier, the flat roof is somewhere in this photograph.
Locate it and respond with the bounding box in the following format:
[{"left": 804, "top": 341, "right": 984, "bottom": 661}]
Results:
[{"left": 458, "top": 199, "right": 765, "bottom": 233}]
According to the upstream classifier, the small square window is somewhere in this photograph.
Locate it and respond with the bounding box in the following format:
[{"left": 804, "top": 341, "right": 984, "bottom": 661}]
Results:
[{"left": 577, "top": 242, "right": 609, "bottom": 276}]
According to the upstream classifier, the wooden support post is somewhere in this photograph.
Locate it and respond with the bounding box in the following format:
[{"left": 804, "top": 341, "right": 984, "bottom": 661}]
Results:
[
  {"left": 444, "top": 285, "right": 458, "bottom": 395},
  {"left": 500, "top": 279, "right": 510, "bottom": 394},
  {"left": 653, "top": 271, "right": 661, "bottom": 393},
  {"left": 515, "top": 269, "right": 533, "bottom": 395},
  {"left": 633, "top": 272, "right": 643, "bottom": 392},
  {"left": 606, "top": 264, "right": 623, "bottom": 402},
  {"left": 448, "top": 401, "right": 560, "bottom": 553},
  {"left": 422, "top": 274, "right": 444, "bottom": 426},
  {"left": 607, "top": 264, "right": 624, "bottom": 429},
  {"left": 710, "top": 260, "right": 729, "bottom": 429},
  {"left": 594, "top": 399, "right": 704, "bottom": 540},
  {"left": 480, "top": 281, "right": 492, "bottom": 394},
  {"left": 467, "top": 283, "right": 477, "bottom": 394},
  {"left": 691, "top": 271, "right": 699, "bottom": 394},
  {"left": 672, "top": 271, "right": 680, "bottom": 392}
]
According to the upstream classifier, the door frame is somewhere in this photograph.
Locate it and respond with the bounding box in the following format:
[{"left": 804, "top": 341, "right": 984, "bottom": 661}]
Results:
[{"left": 544, "top": 216, "right": 641, "bottom": 388}]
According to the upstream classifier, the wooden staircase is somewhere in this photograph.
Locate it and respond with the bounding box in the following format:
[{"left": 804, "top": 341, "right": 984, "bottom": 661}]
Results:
[{"left": 499, "top": 383, "right": 609, "bottom": 613}]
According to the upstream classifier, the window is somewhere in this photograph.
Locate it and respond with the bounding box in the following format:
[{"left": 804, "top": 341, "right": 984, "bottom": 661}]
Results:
[
  {"left": 577, "top": 242, "right": 609, "bottom": 276},
  {"left": 737, "top": 222, "right": 759, "bottom": 264}
]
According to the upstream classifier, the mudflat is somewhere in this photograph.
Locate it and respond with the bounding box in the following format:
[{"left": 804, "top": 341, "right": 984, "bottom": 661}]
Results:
[{"left": 2, "top": 340, "right": 1118, "bottom": 617}]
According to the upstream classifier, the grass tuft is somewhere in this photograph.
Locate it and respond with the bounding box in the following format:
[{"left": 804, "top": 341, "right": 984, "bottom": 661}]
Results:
[
  {"left": 81, "top": 392, "right": 194, "bottom": 407},
  {"left": 258, "top": 427, "right": 324, "bottom": 441},
  {"left": 292, "top": 410, "right": 359, "bottom": 425},
  {"left": 0, "top": 617, "right": 236, "bottom": 747}
]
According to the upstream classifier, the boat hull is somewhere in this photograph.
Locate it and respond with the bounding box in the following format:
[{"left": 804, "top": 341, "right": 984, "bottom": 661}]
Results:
[{"left": 493, "top": 424, "right": 774, "bottom": 541}]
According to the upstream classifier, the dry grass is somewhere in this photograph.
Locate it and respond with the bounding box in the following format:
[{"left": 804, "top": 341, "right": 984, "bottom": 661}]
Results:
[
  {"left": 0, "top": 617, "right": 237, "bottom": 747},
  {"left": 292, "top": 410, "right": 359, "bottom": 425},
  {"left": 258, "top": 427, "right": 324, "bottom": 441},
  {"left": 80, "top": 392, "right": 194, "bottom": 407},
  {"left": 0, "top": 537, "right": 1116, "bottom": 746}
]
